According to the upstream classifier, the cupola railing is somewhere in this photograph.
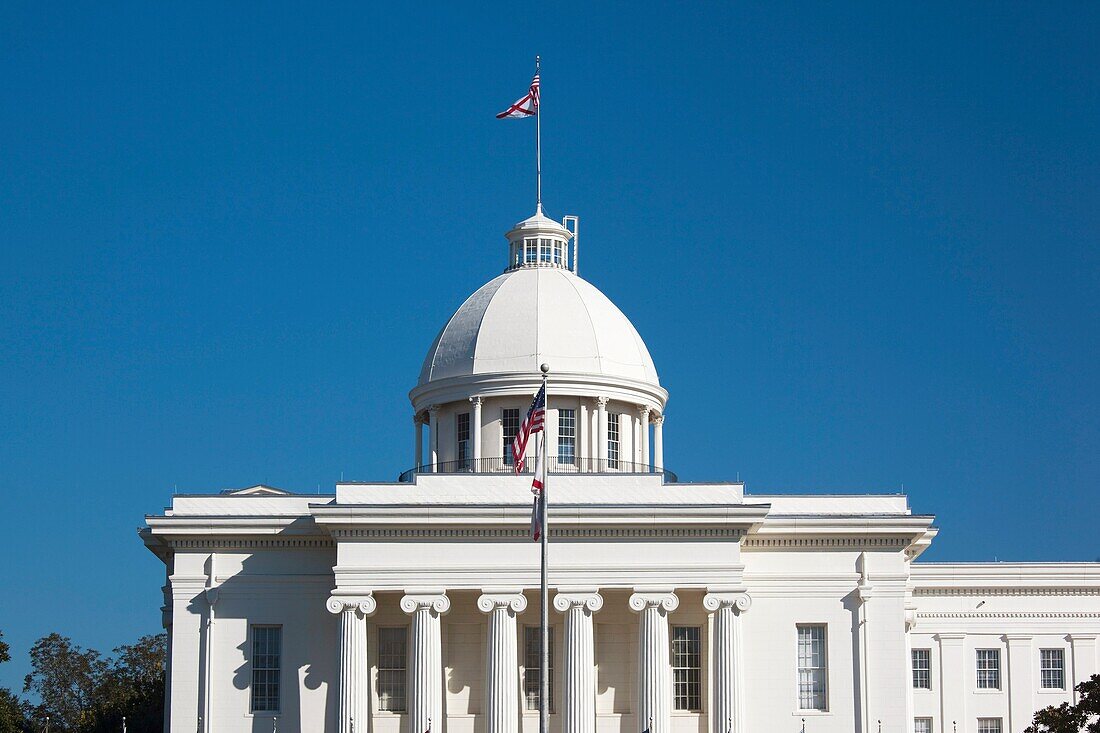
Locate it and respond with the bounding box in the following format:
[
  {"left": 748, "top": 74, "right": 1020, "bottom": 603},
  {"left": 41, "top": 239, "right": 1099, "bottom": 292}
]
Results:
[{"left": 398, "top": 456, "right": 677, "bottom": 483}]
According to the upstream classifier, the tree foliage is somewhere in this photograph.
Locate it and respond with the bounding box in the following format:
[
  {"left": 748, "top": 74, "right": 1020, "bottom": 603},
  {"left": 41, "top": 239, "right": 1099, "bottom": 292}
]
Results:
[
  {"left": 0, "top": 631, "right": 29, "bottom": 733},
  {"left": 1025, "top": 674, "right": 1100, "bottom": 733},
  {"left": 19, "top": 632, "right": 165, "bottom": 733}
]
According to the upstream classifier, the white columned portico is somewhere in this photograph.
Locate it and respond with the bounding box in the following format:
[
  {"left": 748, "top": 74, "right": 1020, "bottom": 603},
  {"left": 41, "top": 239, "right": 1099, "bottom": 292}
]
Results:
[
  {"left": 652, "top": 415, "right": 664, "bottom": 469},
  {"left": 327, "top": 596, "right": 378, "bottom": 733},
  {"left": 402, "top": 592, "right": 451, "bottom": 733},
  {"left": 639, "top": 406, "right": 651, "bottom": 467},
  {"left": 471, "top": 396, "right": 483, "bottom": 462},
  {"left": 703, "top": 591, "right": 751, "bottom": 733},
  {"left": 553, "top": 591, "right": 604, "bottom": 733},
  {"left": 596, "top": 397, "right": 609, "bottom": 467},
  {"left": 629, "top": 591, "right": 679, "bottom": 733},
  {"left": 428, "top": 406, "right": 440, "bottom": 470},
  {"left": 477, "top": 591, "right": 527, "bottom": 733}
]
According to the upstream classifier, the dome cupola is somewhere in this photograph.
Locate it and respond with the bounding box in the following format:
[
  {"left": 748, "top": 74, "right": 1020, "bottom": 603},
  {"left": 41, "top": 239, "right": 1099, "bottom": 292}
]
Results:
[{"left": 404, "top": 208, "right": 671, "bottom": 481}]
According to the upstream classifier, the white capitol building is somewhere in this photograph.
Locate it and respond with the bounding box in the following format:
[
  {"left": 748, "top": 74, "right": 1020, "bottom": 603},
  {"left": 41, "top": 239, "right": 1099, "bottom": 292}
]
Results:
[{"left": 142, "top": 205, "right": 1100, "bottom": 733}]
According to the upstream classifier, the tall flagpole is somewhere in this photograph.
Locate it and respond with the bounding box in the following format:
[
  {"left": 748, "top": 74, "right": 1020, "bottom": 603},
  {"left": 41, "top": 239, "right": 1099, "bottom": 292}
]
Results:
[
  {"left": 535, "top": 55, "right": 542, "bottom": 213},
  {"left": 539, "top": 362, "right": 550, "bottom": 733}
]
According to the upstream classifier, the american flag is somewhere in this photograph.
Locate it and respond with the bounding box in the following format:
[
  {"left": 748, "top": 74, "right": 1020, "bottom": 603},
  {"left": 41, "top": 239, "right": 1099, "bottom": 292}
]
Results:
[
  {"left": 496, "top": 73, "right": 540, "bottom": 119},
  {"left": 511, "top": 384, "right": 545, "bottom": 473}
]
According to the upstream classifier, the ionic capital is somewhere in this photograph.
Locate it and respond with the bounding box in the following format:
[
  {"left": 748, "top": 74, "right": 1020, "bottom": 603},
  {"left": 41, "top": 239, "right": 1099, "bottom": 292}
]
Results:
[
  {"left": 477, "top": 591, "right": 527, "bottom": 615},
  {"left": 652, "top": 414, "right": 665, "bottom": 426},
  {"left": 596, "top": 396, "right": 609, "bottom": 408},
  {"left": 553, "top": 590, "right": 604, "bottom": 614},
  {"left": 703, "top": 591, "right": 752, "bottom": 614},
  {"left": 628, "top": 590, "right": 679, "bottom": 614},
  {"left": 427, "top": 404, "right": 440, "bottom": 415},
  {"left": 400, "top": 592, "right": 450, "bottom": 615},
  {"left": 326, "top": 595, "right": 377, "bottom": 616},
  {"left": 470, "top": 395, "right": 483, "bottom": 407},
  {"left": 638, "top": 405, "right": 651, "bottom": 419}
]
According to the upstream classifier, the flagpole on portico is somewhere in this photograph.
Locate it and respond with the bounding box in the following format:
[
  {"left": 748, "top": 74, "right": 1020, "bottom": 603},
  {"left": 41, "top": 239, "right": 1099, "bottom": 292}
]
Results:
[
  {"left": 535, "top": 55, "right": 542, "bottom": 213},
  {"left": 539, "top": 361, "right": 550, "bottom": 733}
]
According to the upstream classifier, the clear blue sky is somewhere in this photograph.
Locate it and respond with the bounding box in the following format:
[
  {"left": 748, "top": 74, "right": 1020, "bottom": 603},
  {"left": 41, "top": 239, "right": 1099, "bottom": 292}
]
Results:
[{"left": 1, "top": 2, "right": 1097, "bottom": 690}]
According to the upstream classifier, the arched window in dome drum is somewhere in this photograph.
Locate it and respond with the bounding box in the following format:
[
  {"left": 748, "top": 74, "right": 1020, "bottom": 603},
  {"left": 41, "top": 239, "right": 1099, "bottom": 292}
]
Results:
[
  {"left": 607, "top": 412, "right": 621, "bottom": 469},
  {"left": 502, "top": 408, "right": 520, "bottom": 465},
  {"left": 456, "top": 412, "right": 470, "bottom": 470},
  {"left": 557, "top": 409, "right": 575, "bottom": 465}
]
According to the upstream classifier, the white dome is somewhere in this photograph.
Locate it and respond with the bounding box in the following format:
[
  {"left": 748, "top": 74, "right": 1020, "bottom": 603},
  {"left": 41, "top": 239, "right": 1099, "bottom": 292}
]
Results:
[{"left": 417, "top": 268, "right": 660, "bottom": 387}]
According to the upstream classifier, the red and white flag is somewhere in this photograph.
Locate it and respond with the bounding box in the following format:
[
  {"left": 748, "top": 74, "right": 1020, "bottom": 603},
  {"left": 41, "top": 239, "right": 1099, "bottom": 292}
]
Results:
[{"left": 497, "top": 73, "right": 540, "bottom": 119}]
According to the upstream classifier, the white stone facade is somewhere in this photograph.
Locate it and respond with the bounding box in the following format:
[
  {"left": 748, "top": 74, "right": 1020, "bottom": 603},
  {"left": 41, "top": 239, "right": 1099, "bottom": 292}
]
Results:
[{"left": 142, "top": 208, "right": 1100, "bottom": 733}]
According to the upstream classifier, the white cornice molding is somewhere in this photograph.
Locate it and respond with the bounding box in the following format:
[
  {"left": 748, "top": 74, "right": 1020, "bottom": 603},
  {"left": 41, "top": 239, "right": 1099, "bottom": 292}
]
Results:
[
  {"left": 409, "top": 371, "right": 669, "bottom": 413},
  {"left": 914, "top": 586, "right": 1100, "bottom": 597},
  {"left": 327, "top": 527, "right": 747, "bottom": 540}
]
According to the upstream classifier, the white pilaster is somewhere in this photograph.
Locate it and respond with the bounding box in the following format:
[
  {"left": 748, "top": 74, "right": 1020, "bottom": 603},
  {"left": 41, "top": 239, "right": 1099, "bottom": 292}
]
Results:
[
  {"left": 639, "top": 406, "right": 651, "bottom": 468},
  {"left": 652, "top": 415, "right": 664, "bottom": 469},
  {"left": 1069, "top": 635, "right": 1098, "bottom": 702},
  {"left": 936, "top": 633, "right": 966, "bottom": 732},
  {"left": 472, "top": 396, "right": 483, "bottom": 463},
  {"left": 578, "top": 401, "right": 589, "bottom": 468},
  {"left": 554, "top": 591, "right": 604, "bottom": 733},
  {"left": 428, "top": 406, "right": 440, "bottom": 470},
  {"left": 478, "top": 592, "right": 528, "bottom": 733},
  {"left": 629, "top": 591, "right": 679, "bottom": 733},
  {"left": 1006, "top": 634, "right": 1034, "bottom": 733},
  {"left": 596, "top": 397, "right": 608, "bottom": 467},
  {"left": 703, "top": 591, "right": 751, "bottom": 733},
  {"left": 401, "top": 592, "right": 450, "bottom": 733},
  {"left": 327, "top": 596, "right": 378, "bottom": 733}
]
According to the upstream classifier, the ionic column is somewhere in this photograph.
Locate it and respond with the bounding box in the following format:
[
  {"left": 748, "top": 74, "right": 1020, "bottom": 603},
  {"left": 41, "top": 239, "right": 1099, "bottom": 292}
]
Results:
[
  {"left": 428, "top": 406, "right": 440, "bottom": 470},
  {"left": 629, "top": 591, "right": 679, "bottom": 733},
  {"left": 596, "top": 397, "right": 609, "bottom": 468},
  {"left": 652, "top": 415, "right": 664, "bottom": 469},
  {"left": 554, "top": 591, "right": 603, "bottom": 733},
  {"left": 401, "top": 593, "right": 450, "bottom": 733},
  {"left": 703, "top": 591, "right": 751, "bottom": 733},
  {"left": 578, "top": 401, "right": 589, "bottom": 470},
  {"left": 478, "top": 592, "right": 527, "bottom": 733},
  {"left": 471, "top": 397, "right": 483, "bottom": 463},
  {"left": 327, "top": 596, "right": 377, "bottom": 733},
  {"left": 414, "top": 414, "right": 424, "bottom": 469},
  {"left": 638, "top": 406, "right": 651, "bottom": 468}
]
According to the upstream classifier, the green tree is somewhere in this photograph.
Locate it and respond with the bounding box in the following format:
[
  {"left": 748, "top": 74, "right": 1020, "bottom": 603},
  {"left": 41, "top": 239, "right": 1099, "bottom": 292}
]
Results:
[
  {"left": 84, "top": 635, "right": 166, "bottom": 733},
  {"left": 1025, "top": 674, "right": 1100, "bottom": 733},
  {"left": 22, "top": 634, "right": 105, "bottom": 732},
  {"left": 0, "top": 630, "right": 30, "bottom": 733}
]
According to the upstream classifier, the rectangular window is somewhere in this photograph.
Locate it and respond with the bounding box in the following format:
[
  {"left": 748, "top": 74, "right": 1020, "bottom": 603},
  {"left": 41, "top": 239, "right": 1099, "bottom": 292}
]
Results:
[
  {"left": 671, "top": 626, "right": 702, "bottom": 711},
  {"left": 558, "top": 409, "right": 576, "bottom": 465},
  {"left": 378, "top": 627, "right": 407, "bottom": 712},
  {"left": 456, "top": 412, "right": 470, "bottom": 470},
  {"left": 607, "top": 412, "right": 620, "bottom": 469},
  {"left": 539, "top": 238, "right": 552, "bottom": 262},
  {"left": 976, "top": 649, "right": 1001, "bottom": 690},
  {"left": 503, "top": 408, "right": 520, "bottom": 465},
  {"left": 977, "top": 719, "right": 1002, "bottom": 733},
  {"left": 914, "top": 719, "right": 932, "bottom": 733},
  {"left": 525, "top": 238, "right": 538, "bottom": 264},
  {"left": 912, "top": 648, "right": 931, "bottom": 689},
  {"left": 553, "top": 243, "right": 564, "bottom": 265},
  {"left": 250, "top": 625, "right": 281, "bottom": 713},
  {"left": 1040, "top": 648, "right": 1065, "bottom": 690},
  {"left": 524, "top": 626, "right": 554, "bottom": 712},
  {"left": 797, "top": 625, "right": 827, "bottom": 711}
]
